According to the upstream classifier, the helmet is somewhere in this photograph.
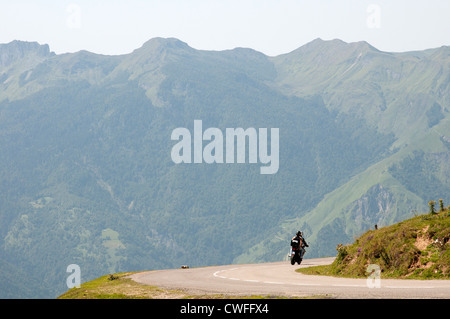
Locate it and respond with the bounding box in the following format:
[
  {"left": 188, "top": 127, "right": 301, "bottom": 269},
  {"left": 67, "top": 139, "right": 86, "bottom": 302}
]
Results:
[{"left": 296, "top": 231, "right": 301, "bottom": 237}]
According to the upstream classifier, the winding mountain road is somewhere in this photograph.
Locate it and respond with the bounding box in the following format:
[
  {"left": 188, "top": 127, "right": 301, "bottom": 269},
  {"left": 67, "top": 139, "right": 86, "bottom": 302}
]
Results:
[{"left": 130, "top": 257, "right": 450, "bottom": 299}]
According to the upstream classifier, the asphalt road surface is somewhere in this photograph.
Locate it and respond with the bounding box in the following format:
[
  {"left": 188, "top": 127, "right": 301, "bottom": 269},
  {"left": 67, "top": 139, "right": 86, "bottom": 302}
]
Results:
[{"left": 130, "top": 257, "right": 450, "bottom": 299}]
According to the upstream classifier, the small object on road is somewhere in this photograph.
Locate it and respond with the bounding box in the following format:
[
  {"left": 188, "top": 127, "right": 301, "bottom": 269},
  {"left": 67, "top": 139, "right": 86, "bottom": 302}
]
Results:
[{"left": 181, "top": 265, "right": 189, "bottom": 269}]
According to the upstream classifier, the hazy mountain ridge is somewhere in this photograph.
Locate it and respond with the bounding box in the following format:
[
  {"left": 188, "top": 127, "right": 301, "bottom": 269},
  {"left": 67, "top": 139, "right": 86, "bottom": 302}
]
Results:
[
  {"left": 0, "top": 38, "right": 448, "bottom": 298},
  {"left": 238, "top": 39, "right": 450, "bottom": 261}
]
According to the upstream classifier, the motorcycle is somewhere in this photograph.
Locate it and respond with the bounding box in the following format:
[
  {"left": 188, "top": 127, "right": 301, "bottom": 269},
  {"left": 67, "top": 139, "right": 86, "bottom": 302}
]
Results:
[
  {"left": 289, "top": 237, "right": 306, "bottom": 265},
  {"left": 290, "top": 245, "right": 305, "bottom": 265}
]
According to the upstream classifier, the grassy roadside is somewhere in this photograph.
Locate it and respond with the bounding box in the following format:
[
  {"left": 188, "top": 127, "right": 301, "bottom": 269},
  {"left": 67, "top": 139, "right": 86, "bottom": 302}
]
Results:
[
  {"left": 297, "top": 209, "right": 450, "bottom": 280},
  {"left": 58, "top": 272, "right": 190, "bottom": 299}
]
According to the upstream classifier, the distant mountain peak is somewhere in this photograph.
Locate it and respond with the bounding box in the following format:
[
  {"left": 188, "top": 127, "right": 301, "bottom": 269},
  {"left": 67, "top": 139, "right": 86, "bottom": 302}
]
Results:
[
  {"left": 0, "top": 40, "right": 54, "bottom": 67},
  {"left": 139, "top": 37, "right": 192, "bottom": 53},
  {"left": 276, "top": 38, "right": 382, "bottom": 67},
  {"left": 300, "top": 37, "right": 379, "bottom": 53}
]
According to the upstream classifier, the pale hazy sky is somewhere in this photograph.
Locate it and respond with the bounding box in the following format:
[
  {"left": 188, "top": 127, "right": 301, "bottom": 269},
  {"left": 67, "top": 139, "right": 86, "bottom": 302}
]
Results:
[{"left": 1, "top": 0, "right": 449, "bottom": 56}]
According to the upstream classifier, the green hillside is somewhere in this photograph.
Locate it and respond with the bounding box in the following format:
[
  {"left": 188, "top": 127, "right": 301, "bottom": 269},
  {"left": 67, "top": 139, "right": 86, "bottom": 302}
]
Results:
[
  {"left": 0, "top": 38, "right": 449, "bottom": 298},
  {"left": 237, "top": 39, "right": 450, "bottom": 262},
  {"left": 298, "top": 204, "right": 450, "bottom": 279}
]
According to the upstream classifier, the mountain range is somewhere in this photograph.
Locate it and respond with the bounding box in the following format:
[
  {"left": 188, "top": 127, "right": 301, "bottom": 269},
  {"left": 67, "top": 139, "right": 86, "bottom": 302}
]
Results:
[{"left": 0, "top": 37, "right": 449, "bottom": 298}]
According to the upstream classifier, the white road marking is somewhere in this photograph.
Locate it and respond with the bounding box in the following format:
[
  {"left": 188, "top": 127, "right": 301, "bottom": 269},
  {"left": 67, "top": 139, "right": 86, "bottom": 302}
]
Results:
[
  {"left": 292, "top": 283, "right": 320, "bottom": 286},
  {"left": 212, "top": 266, "right": 442, "bottom": 290},
  {"left": 384, "top": 286, "right": 434, "bottom": 289}
]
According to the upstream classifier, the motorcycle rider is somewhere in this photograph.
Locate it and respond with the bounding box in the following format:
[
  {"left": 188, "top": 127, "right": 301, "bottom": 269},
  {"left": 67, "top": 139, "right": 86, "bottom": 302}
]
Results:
[
  {"left": 291, "top": 231, "right": 309, "bottom": 259},
  {"left": 291, "top": 231, "right": 302, "bottom": 250}
]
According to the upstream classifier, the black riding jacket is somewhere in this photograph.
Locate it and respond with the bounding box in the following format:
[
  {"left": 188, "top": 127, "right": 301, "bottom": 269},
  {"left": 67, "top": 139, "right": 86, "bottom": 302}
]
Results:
[{"left": 291, "top": 236, "right": 308, "bottom": 249}]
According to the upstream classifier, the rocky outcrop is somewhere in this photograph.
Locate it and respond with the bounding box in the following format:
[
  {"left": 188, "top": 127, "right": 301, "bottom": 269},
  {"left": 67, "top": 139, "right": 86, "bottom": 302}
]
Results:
[
  {"left": 349, "top": 184, "right": 394, "bottom": 230},
  {"left": 0, "top": 40, "right": 53, "bottom": 68}
]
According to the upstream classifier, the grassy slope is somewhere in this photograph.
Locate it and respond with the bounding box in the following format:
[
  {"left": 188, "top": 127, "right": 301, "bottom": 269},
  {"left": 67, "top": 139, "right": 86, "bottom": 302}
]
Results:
[
  {"left": 236, "top": 41, "right": 450, "bottom": 262},
  {"left": 58, "top": 272, "right": 173, "bottom": 299},
  {"left": 287, "top": 128, "right": 445, "bottom": 245},
  {"left": 234, "top": 130, "right": 443, "bottom": 262},
  {"left": 297, "top": 209, "right": 450, "bottom": 279}
]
